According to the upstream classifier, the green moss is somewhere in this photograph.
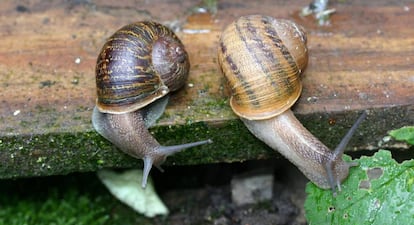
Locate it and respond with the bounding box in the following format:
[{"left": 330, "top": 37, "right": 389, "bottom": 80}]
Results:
[
  {"left": 19, "top": 120, "right": 32, "bottom": 128},
  {"left": 151, "top": 120, "right": 275, "bottom": 165},
  {"left": 1, "top": 106, "right": 409, "bottom": 179},
  {"left": 0, "top": 120, "right": 275, "bottom": 179},
  {"left": 34, "top": 104, "right": 57, "bottom": 114},
  {"left": 0, "top": 132, "right": 132, "bottom": 179}
]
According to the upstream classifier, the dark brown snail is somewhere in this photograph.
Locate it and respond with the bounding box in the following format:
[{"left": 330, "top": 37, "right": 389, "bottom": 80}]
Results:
[
  {"left": 92, "top": 21, "right": 211, "bottom": 188},
  {"left": 217, "top": 15, "right": 365, "bottom": 193}
]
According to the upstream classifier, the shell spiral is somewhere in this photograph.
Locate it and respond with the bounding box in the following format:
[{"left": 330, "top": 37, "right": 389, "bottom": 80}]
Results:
[
  {"left": 218, "top": 15, "right": 308, "bottom": 120},
  {"left": 96, "top": 21, "right": 190, "bottom": 114}
]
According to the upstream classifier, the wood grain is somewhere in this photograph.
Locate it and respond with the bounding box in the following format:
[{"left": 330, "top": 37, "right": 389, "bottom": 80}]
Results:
[{"left": 0, "top": 0, "right": 413, "bottom": 178}]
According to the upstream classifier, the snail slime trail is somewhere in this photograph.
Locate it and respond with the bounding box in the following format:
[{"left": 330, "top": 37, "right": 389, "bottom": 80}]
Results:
[{"left": 92, "top": 21, "right": 212, "bottom": 188}]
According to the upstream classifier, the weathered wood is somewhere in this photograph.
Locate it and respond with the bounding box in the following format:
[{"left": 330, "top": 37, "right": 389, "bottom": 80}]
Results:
[{"left": 0, "top": 0, "right": 413, "bottom": 179}]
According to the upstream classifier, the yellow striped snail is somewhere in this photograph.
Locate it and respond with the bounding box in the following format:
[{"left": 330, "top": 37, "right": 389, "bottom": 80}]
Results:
[
  {"left": 92, "top": 21, "right": 211, "bottom": 188},
  {"left": 217, "top": 15, "right": 365, "bottom": 193}
]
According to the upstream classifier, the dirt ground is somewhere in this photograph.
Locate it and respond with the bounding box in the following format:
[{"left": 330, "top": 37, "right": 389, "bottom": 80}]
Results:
[{"left": 151, "top": 159, "right": 308, "bottom": 225}]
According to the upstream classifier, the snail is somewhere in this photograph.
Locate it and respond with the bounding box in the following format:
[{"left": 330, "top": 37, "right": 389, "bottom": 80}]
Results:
[
  {"left": 217, "top": 15, "right": 365, "bottom": 193},
  {"left": 92, "top": 21, "right": 212, "bottom": 188}
]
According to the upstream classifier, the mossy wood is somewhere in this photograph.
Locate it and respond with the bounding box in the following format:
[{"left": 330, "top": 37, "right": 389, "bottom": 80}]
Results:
[{"left": 0, "top": 0, "right": 413, "bottom": 179}]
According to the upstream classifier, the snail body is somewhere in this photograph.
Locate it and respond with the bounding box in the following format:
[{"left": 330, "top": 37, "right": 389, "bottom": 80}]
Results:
[
  {"left": 218, "top": 15, "right": 364, "bottom": 192},
  {"left": 92, "top": 21, "right": 211, "bottom": 188}
]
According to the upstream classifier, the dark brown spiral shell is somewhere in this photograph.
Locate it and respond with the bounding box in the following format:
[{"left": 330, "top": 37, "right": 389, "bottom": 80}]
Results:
[
  {"left": 218, "top": 15, "right": 308, "bottom": 120},
  {"left": 95, "top": 21, "right": 190, "bottom": 114}
]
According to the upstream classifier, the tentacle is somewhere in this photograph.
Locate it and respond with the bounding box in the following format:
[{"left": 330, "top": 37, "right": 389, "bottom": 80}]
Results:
[
  {"left": 326, "top": 111, "right": 367, "bottom": 194},
  {"left": 333, "top": 111, "right": 367, "bottom": 159},
  {"left": 157, "top": 139, "right": 213, "bottom": 156},
  {"left": 141, "top": 139, "right": 212, "bottom": 188},
  {"left": 142, "top": 157, "right": 154, "bottom": 188}
]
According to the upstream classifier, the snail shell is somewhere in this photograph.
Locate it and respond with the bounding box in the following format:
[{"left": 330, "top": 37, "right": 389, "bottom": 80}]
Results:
[
  {"left": 218, "top": 15, "right": 308, "bottom": 120},
  {"left": 92, "top": 21, "right": 212, "bottom": 188},
  {"left": 217, "top": 15, "right": 364, "bottom": 193},
  {"left": 95, "top": 21, "right": 190, "bottom": 114}
]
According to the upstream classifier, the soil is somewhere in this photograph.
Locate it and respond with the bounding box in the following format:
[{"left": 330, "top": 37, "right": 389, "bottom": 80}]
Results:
[{"left": 151, "top": 159, "right": 308, "bottom": 225}]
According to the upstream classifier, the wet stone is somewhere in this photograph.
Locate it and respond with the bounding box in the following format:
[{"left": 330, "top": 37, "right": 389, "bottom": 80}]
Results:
[{"left": 231, "top": 170, "right": 274, "bottom": 206}]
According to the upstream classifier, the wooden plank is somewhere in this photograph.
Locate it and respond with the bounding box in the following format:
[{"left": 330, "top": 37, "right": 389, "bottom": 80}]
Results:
[{"left": 0, "top": 0, "right": 413, "bottom": 178}]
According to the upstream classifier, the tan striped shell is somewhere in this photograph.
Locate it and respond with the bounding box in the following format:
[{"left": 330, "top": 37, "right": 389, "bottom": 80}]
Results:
[
  {"left": 95, "top": 21, "right": 190, "bottom": 114},
  {"left": 218, "top": 15, "right": 308, "bottom": 120}
]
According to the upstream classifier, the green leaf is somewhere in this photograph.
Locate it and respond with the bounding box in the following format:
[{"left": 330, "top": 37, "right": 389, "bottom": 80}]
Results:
[
  {"left": 305, "top": 150, "right": 414, "bottom": 225},
  {"left": 97, "top": 169, "right": 169, "bottom": 217},
  {"left": 389, "top": 126, "right": 414, "bottom": 145}
]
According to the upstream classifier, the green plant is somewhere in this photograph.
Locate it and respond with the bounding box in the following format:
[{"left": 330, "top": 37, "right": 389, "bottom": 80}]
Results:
[{"left": 305, "top": 126, "right": 414, "bottom": 225}]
